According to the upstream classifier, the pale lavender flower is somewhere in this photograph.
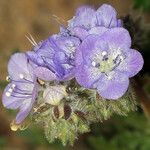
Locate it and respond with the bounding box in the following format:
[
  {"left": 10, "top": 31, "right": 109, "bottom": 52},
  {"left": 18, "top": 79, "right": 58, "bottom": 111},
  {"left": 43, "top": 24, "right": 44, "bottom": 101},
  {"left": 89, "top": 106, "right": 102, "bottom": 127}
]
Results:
[
  {"left": 2, "top": 53, "right": 38, "bottom": 124},
  {"left": 68, "top": 4, "right": 122, "bottom": 39},
  {"left": 26, "top": 34, "right": 80, "bottom": 81},
  {"left": 75, "top": 28, "right": 144, "bottom": 99}
]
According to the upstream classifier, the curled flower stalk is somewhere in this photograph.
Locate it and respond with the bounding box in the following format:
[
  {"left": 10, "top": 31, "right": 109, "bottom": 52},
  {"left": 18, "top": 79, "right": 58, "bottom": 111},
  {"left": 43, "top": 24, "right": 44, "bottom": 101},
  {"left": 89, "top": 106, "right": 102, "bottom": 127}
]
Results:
[{"left": 2, "top": 4, "right": 144, "bottom": 146}]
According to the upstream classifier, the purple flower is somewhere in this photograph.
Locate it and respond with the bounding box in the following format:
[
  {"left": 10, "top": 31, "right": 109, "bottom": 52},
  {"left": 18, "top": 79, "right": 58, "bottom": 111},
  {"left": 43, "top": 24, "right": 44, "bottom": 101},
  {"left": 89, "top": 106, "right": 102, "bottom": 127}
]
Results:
[
  {"left": 68, "top": 6, "right": 97, "bottom": 31},
  {"left": 53, "top": 34, "right": 81, "bottom": 80},
  {"left": 2, "top": 53, "right": 38, "bottom": 124},
  {"left": 75, "top": 28, "right": 144, "bottom": 100},
  {"left": 26, "top": 37, "right": 58, "bottom": 81},
  {"left": 68, "top": 4, "right": 122, "bottom": 39},
  {"left": 26, "top": 34, "right": 80, "bottom": 81}
]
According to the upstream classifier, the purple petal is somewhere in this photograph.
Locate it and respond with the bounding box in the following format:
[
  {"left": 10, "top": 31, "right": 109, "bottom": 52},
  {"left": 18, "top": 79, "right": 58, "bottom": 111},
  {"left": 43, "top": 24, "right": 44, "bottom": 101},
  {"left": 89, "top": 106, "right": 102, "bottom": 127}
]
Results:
[
  {"left": 26, "top": 51, "right": 45, "bottom": 66},
  {"left": 71, "top": 27, "right": 109, "bottom": 40},
  {"left": 97, "top": 72, "right": 129, "bottom": 99},
  {"left": 75, "top": 64, "right": 102, "bottom": 88},
  {"left": 117, "top": 19, "right": 122, "bottom": 27},
  {"left": 8, "top": 53, "right": 34, "bottom": 81},
  {"left": 34, "top": 67, "right": 57, "bottom": 81},
  {"left": 71, "top": 27, "right": 88, "bottom": 40},
  {"left": 33, "top": 41, "right": 43, "bottom": 51},
  {"left": 59, "top": 26, "right": 70, "bottom": 36},
  {"left": 2, "top": 81, "right": 35, "bottom": 109},
  {"left": 118, "top": 49, "right": 144, "bottom": 77},
  {"left": 96, "top": 4, "right": 118, "bottom": 28},
  {"left": 75, "top": 44, "right": 84, "bottom": 66},
  {"left": 78, "top": 35, "right": 108, "bottom": 64},
  {"left": 53, "top": 52, "right": 75, "bottom": 80},
  {"left": 15, "top": 102, "right": 32, "bottom": 124},
  {"left": 2, "top": 83, "right": 22, "bottom": 109},
  {"left": 27, "top": 35, "right": 78, "bottom": 81},
  {"left": 15, "top": 85, "right": 37, "bottom": 124},
  {"left": 79, "top": 34, "right": 99, "bottom": 60},
  {"left": 76, "top": 5, "right": 95, "bottom": 16},
  {"left": 54, "top": 36, "right": 80, "bottom": 54},
  {"left": 102, "top": 28, "right": 131, "bottom": 48},
  {"left": 26, "top": 38, "right": 57, "bottom": 67},
  {"left": 54, "top": 51, "right": 67, "bottom": 64},
  {"left": 62, "top": 68, "right": 75, "bottom": 81},
  {"left": 4, "top": 53, "right": 38, "bottom": 124},
  {"left": 88, "top": 27, "right": 108, "bottom": 36},
  {"left": 69, "top": 6, "right": 97, "bottom": 30}
]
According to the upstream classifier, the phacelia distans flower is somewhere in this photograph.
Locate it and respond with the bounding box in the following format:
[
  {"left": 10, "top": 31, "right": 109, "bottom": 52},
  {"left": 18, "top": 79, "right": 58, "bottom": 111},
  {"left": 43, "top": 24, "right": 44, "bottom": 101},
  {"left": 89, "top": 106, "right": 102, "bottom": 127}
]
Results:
[
  {"left": 2, "top": 53, "right": 38, "bottom": 124},
  {"left": 68, "top": 4, "right": 122, "bottom": 39},
  {"left": 26, "top": 34, "right": 80, "bottom": 81},
  {"left": 1, "top": 3, "right": 144, "bottom": 145},
  {"left": 75, "top": 28, "right": 144, "bottom": 99}
]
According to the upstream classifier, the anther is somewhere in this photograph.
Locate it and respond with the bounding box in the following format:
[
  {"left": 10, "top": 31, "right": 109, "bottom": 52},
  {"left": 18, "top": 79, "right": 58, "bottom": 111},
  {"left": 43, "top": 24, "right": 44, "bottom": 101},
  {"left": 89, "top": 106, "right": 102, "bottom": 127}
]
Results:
[
  {"left": 8, "top": 88, "right": 13, "bottom": 93},
  {"left": 92, "top": 61, "right": 96, "bottom": 67},
  {"left": 5, "top": 92, "right": 11, "bottom": 97},
  {"left": 68, "top": 43, "right": 74, "bottom": 47},
  {"left": 107, "top": 75, "right": 112, "bottom": 80},
  {"left": 6, "top": 76, "right": 11, "bottom": 82},
  {"left": 19, "top": 74, "right": 24, "bottom": 79},
  {"left": 102, "top": 51, "right": 107, "bottom": 56},
  {"left": 68, "top": 45, "right": 76, "bottom": 52},
  {"left": 120, "top": 55, "right": 124, "bottom": 61},
  {"left": 12, "top": 84, "right": 16, "bottom": 88}
]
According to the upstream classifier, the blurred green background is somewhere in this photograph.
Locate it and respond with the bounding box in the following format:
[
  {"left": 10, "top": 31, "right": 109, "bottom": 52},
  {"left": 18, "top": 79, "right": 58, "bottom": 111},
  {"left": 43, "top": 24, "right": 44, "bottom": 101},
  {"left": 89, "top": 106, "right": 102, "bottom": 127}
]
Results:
[{"left": 0, "top": 0, "right": 150, "bottom": 150}]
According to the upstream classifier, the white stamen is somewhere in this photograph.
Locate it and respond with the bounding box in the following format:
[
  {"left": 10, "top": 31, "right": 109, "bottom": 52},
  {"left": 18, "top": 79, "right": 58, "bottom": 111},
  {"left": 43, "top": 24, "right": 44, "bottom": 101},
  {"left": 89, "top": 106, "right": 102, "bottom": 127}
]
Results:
[
  {"left": 107, "top": 76, "right": 112, "bottom": 80},
  {"left": 70, "top": 46, "right": 76, "bottom": 51},
  {"left": 8, "top": 88, "right": 13, "bottom": 93},
  {"left": 12, "top": 84, "right": 16, "bottom": 88},
  {"left": 92, "top": 61, "right": 96, "bottom": 67},
  {"left": 68, "top": 43, "right": 74, "bottom": 47},
  {"left": 120, "top": 55, "right": 124, "bottom": 61},
  {"left": 68, "top": 43, "right": 76, "bottom": 52},
  {"left": 69, "top": 47, "right": 76, "bottom": 53},
  {"left": 6, "top": 92, "right": 11, "bottom": 97},
  {"left": 102, "top": 51, "right": 107, "bottom": 56},
  {"left": 19, "top": 74, "right": 24, "bottom": 79}
]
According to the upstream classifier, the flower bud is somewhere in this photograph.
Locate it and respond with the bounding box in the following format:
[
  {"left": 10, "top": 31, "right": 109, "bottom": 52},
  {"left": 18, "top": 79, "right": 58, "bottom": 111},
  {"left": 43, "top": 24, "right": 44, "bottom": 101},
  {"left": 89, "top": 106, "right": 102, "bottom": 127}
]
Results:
[{"left": 43, "top": 85, "right": 67, "bottom": 106}]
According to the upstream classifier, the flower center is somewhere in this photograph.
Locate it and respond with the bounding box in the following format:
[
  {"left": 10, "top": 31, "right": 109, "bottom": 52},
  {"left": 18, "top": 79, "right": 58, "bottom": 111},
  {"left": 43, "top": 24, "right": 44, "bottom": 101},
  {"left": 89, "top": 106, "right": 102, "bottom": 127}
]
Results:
[
  {"left": 92, "top": 51, "right": 125, "bottom": 74},
  {"left": 99, "top": 57, "right": 114, "bottom": 73}
]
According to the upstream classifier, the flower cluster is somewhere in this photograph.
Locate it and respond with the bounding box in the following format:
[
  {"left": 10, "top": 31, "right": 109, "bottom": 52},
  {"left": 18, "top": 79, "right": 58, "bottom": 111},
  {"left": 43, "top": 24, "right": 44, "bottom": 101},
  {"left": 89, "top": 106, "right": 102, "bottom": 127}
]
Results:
[{"left": 2, "top": 4, "right": 143, "bottom": 145}]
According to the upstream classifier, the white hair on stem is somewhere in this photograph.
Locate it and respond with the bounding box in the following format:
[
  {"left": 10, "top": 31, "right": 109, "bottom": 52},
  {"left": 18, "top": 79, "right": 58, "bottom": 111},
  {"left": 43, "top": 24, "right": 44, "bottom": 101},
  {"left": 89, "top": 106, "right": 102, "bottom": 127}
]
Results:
[{"left": 25, "top": 33, "right": 37, "bottom": 46}]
